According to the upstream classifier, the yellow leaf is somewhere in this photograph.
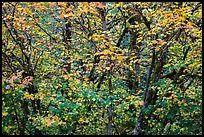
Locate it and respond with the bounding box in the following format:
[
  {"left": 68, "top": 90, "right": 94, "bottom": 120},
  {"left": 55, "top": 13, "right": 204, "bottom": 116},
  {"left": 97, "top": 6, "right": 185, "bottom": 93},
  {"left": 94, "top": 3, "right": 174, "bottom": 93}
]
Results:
[
  {"left": 130, "top": 66, "right": 133, "bottom": 71},
  {"left": 85, "top": 119, "right": 89, "bottom": 123},
  {"left": 184, "top": 103, "right": 188, "bottom": 106},
  {"left": 65, "top": 13, "right": 72, "bottom": 17},
  {"left": 96, "top": 69, "right": 101, "bottom": 73},
  {"left": 78, "top": 118, "right": 84, "bottom": 123},
  {"left": 5, "top": 126, "right": 12, "bottom": 133},
  {"left": 178, "top": 16, "right": 185, "bottom": 21},
  {"left": 100, "top": 55, "right": 107, "bottom": 60},
  {"left": 159, "top": 115, "right": 164, "bottom": 119},
  {"left": 25, "top": 7, "right": 31, "bottom": 14},
  {"left": 173, "top": 97, "right": 178, "bottom": 102},
  {"left": 83, "top": 8, "right": 89, "bottom": 13},
  {"left": 3, "top": 112, "right": 8, "bottom": 116},
  {"left": 94, "top": 37, "right": 99, "bottom": 41},
  {"left": 106, "top": 67, "right": 111, "bottom": 70},
  {"left": 118, "top": 55, "right": 123, "bottom": 62},
  {"left": 30, "top": 95, "right": 35, "bottom": 100},
  {"left": 116, "top": 2, "right": 123, "bottom": 7},
  {"left": 180, "top": 128, "right": 185, "bottom": 132},
  {"left": 85, "top": 2, "right": 89, "bottom": 7},
  {"left": 47, "top": 122, "right": 52, "bottom": 127},
  {"left": 103, "top": 49, "right": 112, "bottom": 55},
  {"left": 185, "top": 90, "right": 189, "bottom": 94},
  {"left": 138, "top": 101, "right": 144, "bottom": 106},
  {"left": 109, "top": 46, "right": 113, "bottom": 51},
  {"left": 69, "top": 83, "right": 74, "bottom": 89},
  {"left": 155, "top": 46, "right": 160, "bottom": 51},
  {"left": 84, "top": 77, "right": 89, "bottom": 82},
  {"left": 178, "top": 101, "right": 182, "bottom": 106},
  {"left": 129, "top": 95, "right": 134, "bottom": 99},
  {"left": 89, "top": 9, "right": 95, "bottom": 14},
  {"left": 68, "top": 92, "right": 71, "bottom": 96}
]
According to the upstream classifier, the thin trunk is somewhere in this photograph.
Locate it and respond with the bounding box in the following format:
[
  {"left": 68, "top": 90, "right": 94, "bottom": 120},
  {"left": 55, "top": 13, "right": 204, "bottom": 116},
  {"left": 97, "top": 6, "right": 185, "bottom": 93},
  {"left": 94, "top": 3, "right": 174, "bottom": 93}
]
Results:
[
  {"left": 63, "top": 2, "right": 72, "bottom": 73},
  {"left": 133, "top": 46, "right": 156, "bottom": 135},
  {"left": 99, "top": 4, "right": 113, "bottom": 135}
]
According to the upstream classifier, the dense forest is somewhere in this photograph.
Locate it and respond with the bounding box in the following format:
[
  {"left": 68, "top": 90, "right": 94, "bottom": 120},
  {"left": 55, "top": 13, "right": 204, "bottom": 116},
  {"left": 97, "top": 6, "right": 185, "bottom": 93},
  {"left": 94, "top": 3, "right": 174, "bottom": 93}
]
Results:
[{"left": 2, "top": 2, "right": 202, "bottom": 135}]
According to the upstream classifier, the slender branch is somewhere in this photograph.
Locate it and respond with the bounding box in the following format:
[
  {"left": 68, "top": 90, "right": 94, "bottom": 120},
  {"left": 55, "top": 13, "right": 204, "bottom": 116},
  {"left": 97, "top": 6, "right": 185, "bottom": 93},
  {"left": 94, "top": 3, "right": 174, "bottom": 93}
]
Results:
[
  {"left": 191, "top": 2, "right": 201, "bottom": 14},
  {"left": 35, "top": 23, "right": 58, "bottom": 42},
  {"left": 134, "top": 6, "right": 151, "bottom": 30},
  {"left": 2, "top": 52, "right": 16, "bottom": 73},
  {"left": 133, "top": 45, "right": 156, "bottom": 135},
  {"left": 144, "top": 47, "right": 155, "bottom": 103},
  {"left": 11, "top": 96, "right": 22, "bottom": 134},
  {"left": 33, "top": 50, "right": 44, "bottom": 71}
]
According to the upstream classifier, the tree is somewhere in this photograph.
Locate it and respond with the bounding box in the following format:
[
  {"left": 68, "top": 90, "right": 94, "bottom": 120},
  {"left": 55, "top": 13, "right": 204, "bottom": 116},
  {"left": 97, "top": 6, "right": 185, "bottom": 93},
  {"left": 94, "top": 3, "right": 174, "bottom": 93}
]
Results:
[{"left": 2, "top": 2, "right": 202, "bottom": 135}]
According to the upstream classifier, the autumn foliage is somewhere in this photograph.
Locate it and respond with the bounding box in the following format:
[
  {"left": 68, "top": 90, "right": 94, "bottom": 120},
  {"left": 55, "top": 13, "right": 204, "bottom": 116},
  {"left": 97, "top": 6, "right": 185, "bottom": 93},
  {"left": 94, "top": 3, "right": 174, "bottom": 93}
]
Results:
[{"left": 2, "top": 2, "right": 202, "bottom": 135}]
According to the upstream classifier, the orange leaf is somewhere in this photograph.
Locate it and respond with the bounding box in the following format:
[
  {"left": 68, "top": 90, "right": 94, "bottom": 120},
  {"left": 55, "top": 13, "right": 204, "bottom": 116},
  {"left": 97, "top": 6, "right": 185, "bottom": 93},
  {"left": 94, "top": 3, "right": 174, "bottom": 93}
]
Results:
[
  {"left": 50, "top": 3, "right": 55, "bottom": 7},
  {"left": 66, "top": 8, "right": 71, "bottom": 13},
  {"left": 9, "top": 76, "right": 17, "bottom": 83},
  {"left": 59, "top": 14, "right": 64, "bottom": 19},
  {"left": 85, "top": 2, "right": 89, "bottom": 7},
  {"left": 97, "top": 3, "right": 105, "bottom": 9},
  {"left": 83, "top": 8, "right": 88, "bottom": 13},
  {"left": 152, "top": 40, "right": 157, "bottom": 44},
  {"left": 57, "top": 2, "right": 64, "bottom": 6}
]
